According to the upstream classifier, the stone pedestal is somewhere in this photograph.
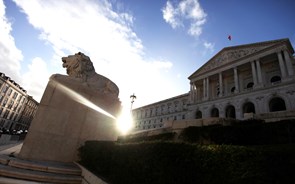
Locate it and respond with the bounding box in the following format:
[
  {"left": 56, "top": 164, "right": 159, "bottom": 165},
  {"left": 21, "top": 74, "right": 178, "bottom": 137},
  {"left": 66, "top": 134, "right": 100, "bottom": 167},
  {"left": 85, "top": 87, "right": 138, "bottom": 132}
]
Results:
[{"left": 18, "top": 75, "right": 121, "bottom": 163}]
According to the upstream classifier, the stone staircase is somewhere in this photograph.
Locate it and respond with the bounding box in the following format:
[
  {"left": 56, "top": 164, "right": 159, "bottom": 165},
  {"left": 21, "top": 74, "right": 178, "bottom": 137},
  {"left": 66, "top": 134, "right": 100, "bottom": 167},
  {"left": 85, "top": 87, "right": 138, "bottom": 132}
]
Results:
[{"left": 0, "top": 154, "right": 82, "bottom": 184}]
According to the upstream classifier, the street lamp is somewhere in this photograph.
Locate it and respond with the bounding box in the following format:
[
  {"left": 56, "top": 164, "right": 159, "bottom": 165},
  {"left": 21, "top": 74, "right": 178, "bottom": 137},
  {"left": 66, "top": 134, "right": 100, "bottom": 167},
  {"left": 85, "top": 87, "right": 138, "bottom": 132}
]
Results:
[{"left": 130, "top": 93, "right": 136, "bottom": 112}]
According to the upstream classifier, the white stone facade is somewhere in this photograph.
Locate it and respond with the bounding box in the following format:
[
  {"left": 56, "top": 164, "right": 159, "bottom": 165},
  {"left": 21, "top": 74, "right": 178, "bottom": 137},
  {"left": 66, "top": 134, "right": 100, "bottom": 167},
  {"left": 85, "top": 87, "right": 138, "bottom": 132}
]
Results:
[
  {"left": 132, "top": 93, "right": 189, "bottom": 131},
  {"left": 132, "top": 38, "right": 295, "bottom": 131}
]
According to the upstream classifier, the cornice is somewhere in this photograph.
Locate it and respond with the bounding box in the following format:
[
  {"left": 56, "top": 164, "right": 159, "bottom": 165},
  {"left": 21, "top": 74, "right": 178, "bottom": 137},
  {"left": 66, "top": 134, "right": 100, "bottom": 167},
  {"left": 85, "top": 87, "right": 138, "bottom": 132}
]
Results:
[{"left": 188, "top": 38, "right": 293, "bottom": 80}]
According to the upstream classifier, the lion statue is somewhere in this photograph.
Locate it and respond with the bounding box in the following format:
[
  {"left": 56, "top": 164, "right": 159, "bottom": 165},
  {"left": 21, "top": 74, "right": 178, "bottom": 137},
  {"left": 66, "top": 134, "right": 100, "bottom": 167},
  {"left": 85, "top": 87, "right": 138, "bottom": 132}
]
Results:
[{"left": 52, "top": 52, "right": 119, "bottom": 97}]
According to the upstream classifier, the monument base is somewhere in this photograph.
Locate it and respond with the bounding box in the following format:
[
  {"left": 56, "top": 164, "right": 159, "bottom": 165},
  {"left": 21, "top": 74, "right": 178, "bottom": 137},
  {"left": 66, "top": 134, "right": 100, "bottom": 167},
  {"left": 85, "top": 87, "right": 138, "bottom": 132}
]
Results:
[{"left": 18, "top": 75, "right": 121, "bottom": 163}]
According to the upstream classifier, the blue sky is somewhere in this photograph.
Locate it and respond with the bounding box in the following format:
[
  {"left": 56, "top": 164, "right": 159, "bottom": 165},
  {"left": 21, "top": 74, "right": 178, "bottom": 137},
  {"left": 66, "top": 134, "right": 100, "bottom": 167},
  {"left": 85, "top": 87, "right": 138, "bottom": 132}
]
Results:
[{"left": 0, "top": 0, "right": 295, "bottom": 110}]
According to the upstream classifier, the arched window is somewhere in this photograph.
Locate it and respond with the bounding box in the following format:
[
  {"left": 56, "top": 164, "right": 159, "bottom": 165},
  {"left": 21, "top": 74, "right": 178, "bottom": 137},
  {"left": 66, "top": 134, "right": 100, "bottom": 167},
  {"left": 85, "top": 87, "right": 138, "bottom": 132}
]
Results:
[
  {"left": 271, "top": 76, "right": 281, "bottom": 83},
  {"left": 243, "top": 102, "right": 255, "bottom": 114},
  {"left": 211, "top": 108, "right": 219, "bottom": 117},
  {"left": 225, "top": 105, "right": 236, "bottom": 118},
  {"left": 196, "top": 110, "right": 202, "bottom": 119},
  {"left": 246, "top": 82, "right": 254, "bottom": 89},
  {"left": 231, "top": 87, "right": 235, "bottom": 93},
  {"left": 269, "top": 97, "right": 286, "bottom": 112}
]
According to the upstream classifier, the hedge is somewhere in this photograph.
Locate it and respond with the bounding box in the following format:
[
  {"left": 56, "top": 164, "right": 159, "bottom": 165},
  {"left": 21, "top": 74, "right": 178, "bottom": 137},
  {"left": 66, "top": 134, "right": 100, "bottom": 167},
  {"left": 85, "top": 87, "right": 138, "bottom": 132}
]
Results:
[
  {"left": 178, "top": 119, "right": 295, "bottom": 145},
  {"left": 78, "top": 141, "right": 295, "bottom": 184}
]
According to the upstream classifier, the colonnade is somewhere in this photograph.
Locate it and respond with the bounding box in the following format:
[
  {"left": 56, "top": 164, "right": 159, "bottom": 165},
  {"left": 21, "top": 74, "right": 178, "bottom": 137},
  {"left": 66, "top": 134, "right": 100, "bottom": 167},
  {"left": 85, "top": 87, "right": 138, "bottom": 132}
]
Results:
[{"left": 190, "top": 49, "right": 294, "bottom": 103}]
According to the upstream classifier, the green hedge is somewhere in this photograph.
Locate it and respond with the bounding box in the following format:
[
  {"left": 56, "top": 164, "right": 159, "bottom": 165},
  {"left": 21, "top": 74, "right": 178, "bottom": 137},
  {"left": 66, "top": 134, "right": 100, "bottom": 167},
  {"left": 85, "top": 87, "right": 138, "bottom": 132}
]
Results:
[
  {"left": 117, "top": 132, "right": 176, "bottom": 143},
  {"left": 79, "top": 141, "right": 295, "bottom": 184},
  {"left": 179, "top": 119, "right": 295, "bottom": 145}
]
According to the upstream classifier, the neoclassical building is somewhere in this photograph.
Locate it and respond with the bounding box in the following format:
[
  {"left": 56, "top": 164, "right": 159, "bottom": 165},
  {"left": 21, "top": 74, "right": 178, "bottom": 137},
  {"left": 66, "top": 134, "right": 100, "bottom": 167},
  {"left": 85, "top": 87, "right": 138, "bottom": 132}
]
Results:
[
  {"left": 133, "top": 93, "right": 189, "bottom": 130},
  {"left": 132, "top": 38, "right": 295, "bottom": 131},
  {"left": 0, "top": 72, "right": 39, "bottom": 132}
]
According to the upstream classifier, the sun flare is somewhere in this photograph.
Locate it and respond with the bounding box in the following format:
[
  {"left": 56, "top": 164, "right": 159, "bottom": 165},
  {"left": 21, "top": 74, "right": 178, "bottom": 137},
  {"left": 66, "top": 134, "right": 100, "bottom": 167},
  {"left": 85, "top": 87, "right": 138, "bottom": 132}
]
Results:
[{"left": 116, "top": 107, "right": 134, "bottom": 135}]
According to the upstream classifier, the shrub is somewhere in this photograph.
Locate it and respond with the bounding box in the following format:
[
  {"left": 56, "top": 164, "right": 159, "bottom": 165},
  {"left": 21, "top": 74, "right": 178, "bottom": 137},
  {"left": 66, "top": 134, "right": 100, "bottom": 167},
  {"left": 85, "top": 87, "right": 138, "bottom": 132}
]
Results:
[
  {"left": 178, "top": 119, "right": 295, "bottom": 145},
  {"left": 79, "top": 141, "right": 295, "bottom": 184},
  {"left": 117, "top": 132, "right": 176, "bottom": 143}
]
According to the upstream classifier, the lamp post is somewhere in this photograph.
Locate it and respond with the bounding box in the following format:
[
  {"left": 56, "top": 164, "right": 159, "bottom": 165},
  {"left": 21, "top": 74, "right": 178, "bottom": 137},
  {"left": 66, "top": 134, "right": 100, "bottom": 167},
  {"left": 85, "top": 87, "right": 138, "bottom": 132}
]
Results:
[{"left": 130, "top": 93, "right": 136, "bottom": 112}]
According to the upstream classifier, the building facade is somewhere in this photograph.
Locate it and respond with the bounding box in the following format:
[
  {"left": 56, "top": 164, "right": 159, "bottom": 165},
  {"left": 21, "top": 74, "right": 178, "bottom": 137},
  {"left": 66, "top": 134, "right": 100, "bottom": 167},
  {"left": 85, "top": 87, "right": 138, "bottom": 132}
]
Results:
[
  {"left": 132, "top": 38, "right": 295, "bottom": 131},
  {"left": 0, "top": 72, "right": 39, "bottom": 132},
  {"left": 17, "top": 96, "right": 38, "bottom": 131},
  {"left": 133, "top": 93, "right": 189, "bottom": 131}
]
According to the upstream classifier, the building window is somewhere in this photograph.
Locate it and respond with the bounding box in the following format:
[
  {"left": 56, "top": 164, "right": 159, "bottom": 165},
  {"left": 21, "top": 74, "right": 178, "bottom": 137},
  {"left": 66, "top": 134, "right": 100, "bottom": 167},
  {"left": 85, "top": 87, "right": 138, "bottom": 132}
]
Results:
[
  {"left": 7, "top": 89, "right": 12, "bottom": 96},
  {"left": 243, "top": 102, "right": 255, "bottom": 114},
  {"left": 246, "top": 82, "right": 254, "bottom": 89},
  {"left": 1, "top": 85, "right": 8, "bottom": 93},
  {"left": 8, "top": 100, "right": 14, "bottom": 109},
  {"left": 196, "top": 110, "right": 202, "bottom": 119},
  {"left": 216, "top": 82, "right": 220, "bottom": 96},
  {"left": 211, "top": 108, "right": 219, "bottom": 117},
  {"left": 231, "top": 87, "right": 235, "bottom": 93},
  {"left": 225, "top": 105, "right": 236, "bottom": 118},
  {"left": 269, "top": 97, "right": 286, "bottom": 112},
  {"left": 2, "top": 98, "right": 8, "bottom": 106},
  {"left": 12, "top": 92, "right": 18, "bottom": 99},
  {"left": 270, "top": 76, "right": 281, "bottom": 84},
  {"left": 3, "top": 110, "right": 10, "bottom": 119}
]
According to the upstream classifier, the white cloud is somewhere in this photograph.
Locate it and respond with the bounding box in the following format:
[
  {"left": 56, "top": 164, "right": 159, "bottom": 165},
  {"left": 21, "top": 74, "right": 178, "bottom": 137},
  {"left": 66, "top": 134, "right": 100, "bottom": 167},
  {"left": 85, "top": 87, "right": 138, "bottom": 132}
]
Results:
[
  {"left": 0, "top": 0, "right": 23, "bottom": 82},
  {"left": 203, "top": 41, "right": 215, "bottom": 52},
  {"left": 162, "top": 1, "right": 181, "bottom": 29},
  {"left": 22, "top": 57, "right": 50, "bottom": 101},
  {"left": 11, "top": 0, "right": 179, "bottom": 108},
  {"left": 162, "top": 0, "right": 207, "bottom": 37}
]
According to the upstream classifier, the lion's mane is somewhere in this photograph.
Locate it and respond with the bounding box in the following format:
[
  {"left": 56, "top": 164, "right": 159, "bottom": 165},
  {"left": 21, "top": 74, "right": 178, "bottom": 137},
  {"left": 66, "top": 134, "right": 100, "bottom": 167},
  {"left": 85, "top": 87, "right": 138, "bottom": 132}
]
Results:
[{"left": 59, "top": 52, "right": 119, "bottom": 97}]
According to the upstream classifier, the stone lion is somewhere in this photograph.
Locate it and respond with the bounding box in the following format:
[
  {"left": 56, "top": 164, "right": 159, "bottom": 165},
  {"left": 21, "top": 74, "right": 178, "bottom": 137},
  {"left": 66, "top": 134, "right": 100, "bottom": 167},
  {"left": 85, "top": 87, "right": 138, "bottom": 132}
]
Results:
[{"left": 52, "top": 52, "right": 119, "bottom": 97}]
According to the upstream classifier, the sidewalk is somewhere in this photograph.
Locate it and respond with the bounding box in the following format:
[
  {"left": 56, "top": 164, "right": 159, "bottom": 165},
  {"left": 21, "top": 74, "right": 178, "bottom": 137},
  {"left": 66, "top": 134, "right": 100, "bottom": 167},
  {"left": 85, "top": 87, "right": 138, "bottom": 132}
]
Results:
[
  {"left": 0, "top": 142, "right": 23, "bottom": 156},
  {"left": 0, "top": 142, "right": 82, "bottom": 184},
  {"left": 0, "top": 142, "right": 46, "bottom": 184}
]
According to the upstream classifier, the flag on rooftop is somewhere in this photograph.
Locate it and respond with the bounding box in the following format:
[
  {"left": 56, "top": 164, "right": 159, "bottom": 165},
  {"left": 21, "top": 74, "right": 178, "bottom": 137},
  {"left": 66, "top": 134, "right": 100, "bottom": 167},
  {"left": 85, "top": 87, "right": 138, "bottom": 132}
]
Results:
[{"left": 228, "top": 35, "right": 232, "bottom": 41}]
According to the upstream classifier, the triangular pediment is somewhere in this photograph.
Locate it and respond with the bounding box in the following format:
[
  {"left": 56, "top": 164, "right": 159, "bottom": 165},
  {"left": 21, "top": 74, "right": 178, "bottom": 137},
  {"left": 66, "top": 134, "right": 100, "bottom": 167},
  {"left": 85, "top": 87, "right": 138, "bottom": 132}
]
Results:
[{"left": 189, "top": 38, "right": 291, "bottom": 79}]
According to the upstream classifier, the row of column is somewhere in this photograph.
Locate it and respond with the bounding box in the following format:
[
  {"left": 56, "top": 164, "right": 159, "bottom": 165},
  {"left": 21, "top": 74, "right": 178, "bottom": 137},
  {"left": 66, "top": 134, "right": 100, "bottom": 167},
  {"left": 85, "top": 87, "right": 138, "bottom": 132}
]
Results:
[
  {"left": 190, "top": 49, "right": 294, "bottom": 103},
  {"left": 277, "top": 50, "right": 294, "bottom": 78}
]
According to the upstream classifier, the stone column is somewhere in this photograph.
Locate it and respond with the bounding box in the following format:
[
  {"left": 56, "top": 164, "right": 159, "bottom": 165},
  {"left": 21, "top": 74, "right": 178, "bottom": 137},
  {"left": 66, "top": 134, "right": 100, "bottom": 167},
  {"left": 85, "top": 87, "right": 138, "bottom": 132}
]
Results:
[
  {"left": 190, "top": 83, "right": 194, "bottom": 103},
  {"left": 283, "top": 50, "right": 294, "bottom": 76},
  {"left": 206, "top": 77, "right": 209, "bottom": 99},
  {"left": 203, "top": 78, "right": 206, "bottom": 100},
  {"left": 195, "top": 85, "right": 198, "bottom": 102},
  {"left": 255, "top": 59, "right": 263, "bottom": 85},
  {"left": 277, "top": 51, "right": 287, "bottom": 78},
  {"left": 234, "top": 67, "right": 239, "bottom": 93},
  {"left": 193, "top": 83, "right": 198, "bottom": 102},
  {"left": 251, "top": 61, "right": 258, "bottom": 86},
  {"left": 219, "top": 72, "right": 223, "bottom": 97}
]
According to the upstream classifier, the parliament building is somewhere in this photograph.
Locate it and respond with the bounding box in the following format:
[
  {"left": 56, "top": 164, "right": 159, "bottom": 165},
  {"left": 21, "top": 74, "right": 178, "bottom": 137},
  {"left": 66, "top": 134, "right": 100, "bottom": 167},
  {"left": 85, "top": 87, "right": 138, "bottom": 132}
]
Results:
[{"left": 132, "top": 38, "right": 295, "bottom": 131}]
